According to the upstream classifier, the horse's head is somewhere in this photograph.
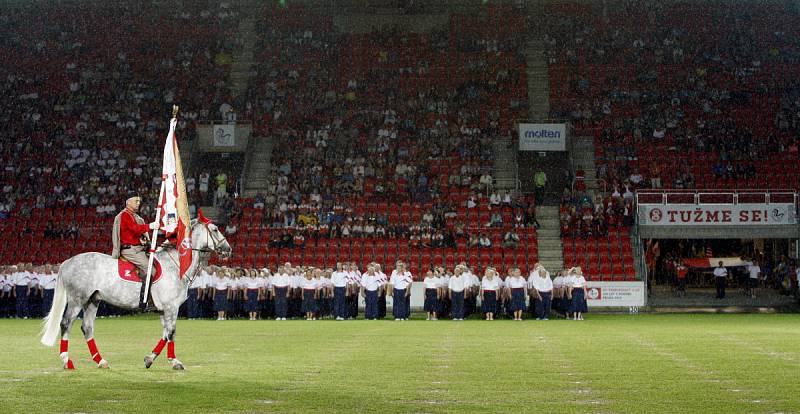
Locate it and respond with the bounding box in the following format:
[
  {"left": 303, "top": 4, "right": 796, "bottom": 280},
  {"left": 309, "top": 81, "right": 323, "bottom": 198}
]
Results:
[{"left": 191, "top": 210, "right": 232, "bottom": 259}]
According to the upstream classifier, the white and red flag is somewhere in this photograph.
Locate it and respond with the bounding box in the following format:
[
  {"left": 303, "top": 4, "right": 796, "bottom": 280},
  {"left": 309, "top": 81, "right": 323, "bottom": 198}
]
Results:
[{"left": 159, "top": 117, "right": 192, "bottom": 278}]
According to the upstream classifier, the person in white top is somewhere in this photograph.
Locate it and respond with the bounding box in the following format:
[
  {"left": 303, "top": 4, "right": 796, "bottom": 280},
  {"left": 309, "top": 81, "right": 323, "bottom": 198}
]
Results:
[
  {"left": 568, "top": 267, "right": 588, "bottom": 321},
  {"left": 346, "top": 263, "right": 362, "bottom": 320},
  {"left": 331, "top": 263, "right": 348, "bottom": 320},
  {"left": 300, "top": 269, "right": 319, "bottom": 320},
  {"left": 746, "top": 260, "right": 761, "bottom": 299},
  {"left": 713, "top": 261, "right": 728, "bottom": 299},
  {"left": 361, "top": 265, "right": 381, "bottom": 320},
  {"left": 422, "top": 270, "right": 441, "bottom": 321},
  {"left": 13, "top": 264, "right": 32, "bottom": 319},
  {"left": 448, "top": 266, "right": 469, "bottom": 320},
  {"left": 40, "top": 265, "right": 58, "bottom": 318},
  {"left": 319, "top": 269, "right": 333, "bottom": 319},
  {"left": 506, "top": 268, "right": 527, "bottom": 321},
  {"left": 271, "top": 265, "right": 291, "bottom": 320},
  {"left": 213, "top": 268, "right": 231, "bottom": 321},
  {"left": 464, "top": 266, "right": 480, "bottom": 318},
  {"left": 200, "top": 266, "right": 216, "bottom": 318},
  {"left": 313, "top": 269, "right": 327, "bottom": 318},
  {"left": 258, "top": 268, "right": 271, "bottom": 319},
  {"left": 187, "top": 265, "right": 206, "bottom": 319},
  {"left": 561, "top": 269, "right": 577, "bottom": 319},
  {"left": 244, "top": 269, "right": 261, "bottom": 321},
  {"left": 234, "top": 269, "right": 246, "bottom": 318},
  {"left": 289, "top": 265, "right": 303, "bottom": 319},
  {"left": 389, "top": 261, "right": 412, "bottom": 320},
  {"left": 374, "top": 263, "right": 389, "bottom": 319},
  {"left": 530, "top": 265, "right": 554, "bottom": 320},
  {"left": 481, "top": 267, "right": 501, "bottom": 320}
]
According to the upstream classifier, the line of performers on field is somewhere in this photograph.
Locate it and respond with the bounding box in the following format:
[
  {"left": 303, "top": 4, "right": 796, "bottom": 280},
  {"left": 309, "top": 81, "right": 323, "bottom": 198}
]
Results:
[{"left": 186, "top": 261, "right": 589, "bottom": 321}]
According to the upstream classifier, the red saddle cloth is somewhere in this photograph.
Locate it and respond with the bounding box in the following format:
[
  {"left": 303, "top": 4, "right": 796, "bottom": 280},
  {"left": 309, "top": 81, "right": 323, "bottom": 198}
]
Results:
[{"left": 118, "top": 259, "right": 163, "bottom": 283}]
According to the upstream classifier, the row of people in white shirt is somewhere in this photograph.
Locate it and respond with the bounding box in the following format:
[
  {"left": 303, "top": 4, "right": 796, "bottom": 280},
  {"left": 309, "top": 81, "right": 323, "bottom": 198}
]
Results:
[
  {"left": 422, "top": 266, "right": 586, "bottom": 293},
  {"left": 188, "top": 263, "right": 587, "bottom": 296},
  {"left": 0, "top": 264, "right": 59, "bottom": 295},
  {"left": 191, "top": 262, "right": 404, "bottom": 295}
]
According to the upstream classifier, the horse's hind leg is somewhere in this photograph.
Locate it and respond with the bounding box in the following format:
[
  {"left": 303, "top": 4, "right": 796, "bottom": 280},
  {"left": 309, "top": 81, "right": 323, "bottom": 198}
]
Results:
[
  {"left": 58, "top": 301, "right": 83, "bottom": 370},
  {"left": 81, "top": 298, "right": 109, "bottom": 368}
]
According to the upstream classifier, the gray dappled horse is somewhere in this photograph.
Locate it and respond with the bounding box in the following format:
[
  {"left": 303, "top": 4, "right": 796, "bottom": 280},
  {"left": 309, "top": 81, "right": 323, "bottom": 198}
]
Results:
[{"left": 40, "top": 219, "right": 232, "bottom": 370}]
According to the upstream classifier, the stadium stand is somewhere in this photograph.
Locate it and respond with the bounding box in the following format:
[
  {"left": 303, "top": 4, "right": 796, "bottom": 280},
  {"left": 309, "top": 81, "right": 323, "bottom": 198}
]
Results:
[
  {"left": 0, "top": 1, "right": 239, "bottom": 264},
  {"left": 220, "top": 3, "right": 532, "bottom": 277}
]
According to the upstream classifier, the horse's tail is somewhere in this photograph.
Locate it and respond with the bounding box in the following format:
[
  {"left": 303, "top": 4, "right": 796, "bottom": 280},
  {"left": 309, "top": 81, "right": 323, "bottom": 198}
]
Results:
[{"left": 41, "top": 271, "right": 67, "bottom": 347}]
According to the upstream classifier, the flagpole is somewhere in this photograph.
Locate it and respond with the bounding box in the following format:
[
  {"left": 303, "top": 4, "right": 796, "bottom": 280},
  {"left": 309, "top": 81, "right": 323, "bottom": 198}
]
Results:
[{"left": 142, "top": 105, "right": 179, "bottom": 309}]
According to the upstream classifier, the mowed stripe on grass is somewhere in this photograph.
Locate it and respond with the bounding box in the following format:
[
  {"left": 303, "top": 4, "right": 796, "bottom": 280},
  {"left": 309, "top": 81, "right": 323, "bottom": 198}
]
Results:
[{"left": 0, "top": 315, "right": 799, "bottom": 414}]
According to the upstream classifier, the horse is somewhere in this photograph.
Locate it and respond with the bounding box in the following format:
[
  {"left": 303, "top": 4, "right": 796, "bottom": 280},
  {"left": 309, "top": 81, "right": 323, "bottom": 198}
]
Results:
[{"left": 40, "top": 217, "right": 232, "bottom": 370}]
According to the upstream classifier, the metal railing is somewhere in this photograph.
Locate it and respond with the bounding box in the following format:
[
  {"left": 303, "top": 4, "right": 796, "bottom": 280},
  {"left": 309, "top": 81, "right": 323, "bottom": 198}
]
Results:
[{"left": 635, "top": 189, "right": 798, "bottom": 206}]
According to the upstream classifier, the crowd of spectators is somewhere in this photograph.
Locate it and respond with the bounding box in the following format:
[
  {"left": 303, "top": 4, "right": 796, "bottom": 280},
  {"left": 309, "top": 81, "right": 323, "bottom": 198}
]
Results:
[
  {"left": 0, "top": 1, "right": 239, "bottom": 223},
  {"left": 544, "top": 1, "right": 800, "bottom": 192},
  {"left": 196, "top": 3, "right": 539, "bottom": 272},
  {"left": 559, "top": 187, "right": 633, "bottom": 238}
]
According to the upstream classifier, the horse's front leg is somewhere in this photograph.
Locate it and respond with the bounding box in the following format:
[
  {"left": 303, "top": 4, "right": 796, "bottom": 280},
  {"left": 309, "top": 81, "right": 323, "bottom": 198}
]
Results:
[
  {"left": 144, "top": 313, "right": 168, "bottom": 369},
  {"left": 144, "top": 309, "right": 183, "bottom": 370},
  {"left": 163, "top": 308, "right": 184, "bottom": 370}
]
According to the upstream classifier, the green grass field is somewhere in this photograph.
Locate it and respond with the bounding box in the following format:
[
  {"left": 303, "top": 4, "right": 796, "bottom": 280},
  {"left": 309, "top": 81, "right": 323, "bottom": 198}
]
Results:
[{"left": 1, "top": 314, "right": 799, "bottom": 413}]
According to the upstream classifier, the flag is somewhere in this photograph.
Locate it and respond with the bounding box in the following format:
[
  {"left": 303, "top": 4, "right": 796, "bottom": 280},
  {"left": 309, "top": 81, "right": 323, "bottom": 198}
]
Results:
[{"left": 159, "top": 117, "right": 192, "bottom": 278}]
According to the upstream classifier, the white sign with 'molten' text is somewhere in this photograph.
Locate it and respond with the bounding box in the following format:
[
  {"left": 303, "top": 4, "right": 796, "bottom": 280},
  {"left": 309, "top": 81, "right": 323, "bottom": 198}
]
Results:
[{"left": 518, "top": 123, "right": 567, "bottom": 151}]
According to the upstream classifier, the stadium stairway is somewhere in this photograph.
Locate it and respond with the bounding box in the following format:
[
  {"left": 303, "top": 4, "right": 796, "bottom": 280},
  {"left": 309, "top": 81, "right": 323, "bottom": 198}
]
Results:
[
  {"left": 228, "top": 0, "right": 260, "bottom": 99},
  {"left": 524, "top": 37, "right": 550, "bottom": 120},
  {"left": 492, "top": 137, "right": 518, "bottom": 192},
  {"left": 534, "top": 206, "right": 563, "bottom": 271},
  {"left": 242, "top": 136, "right": 274, "bottom": 197},
  {"left": 570, "top": 136, "right": 599, "bottom": 197}
]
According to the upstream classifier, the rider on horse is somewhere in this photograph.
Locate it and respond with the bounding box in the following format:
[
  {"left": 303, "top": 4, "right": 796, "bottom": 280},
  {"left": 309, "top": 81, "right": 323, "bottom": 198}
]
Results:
[{"left": 111, "top": 191, "right": 159, "bottom": 309}]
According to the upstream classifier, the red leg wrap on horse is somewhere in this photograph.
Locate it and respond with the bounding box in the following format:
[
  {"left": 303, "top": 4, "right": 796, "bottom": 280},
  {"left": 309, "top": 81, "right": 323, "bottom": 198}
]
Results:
[
  {"left": 167, "top": 341, "right": 176, "bottom": 359},
  {"left": 66, "top": 360, "right": 75, "bottom": 370},
  {"left": 87, "top": 339, "right": 102, "bottom": 363},
  {"left": 152, "top": 338, "right": 167, "bottom": 355},
  {"left": 60, "top": 339, "right": 68, "bottom": 354}
]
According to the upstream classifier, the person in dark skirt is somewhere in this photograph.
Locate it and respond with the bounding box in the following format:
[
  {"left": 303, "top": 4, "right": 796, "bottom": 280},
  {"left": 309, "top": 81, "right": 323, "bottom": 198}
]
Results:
[
  {"left": 481, "top": 267, "right": 501, "bottom": 320},
  {"left": 448, "top": 266, "right": 468, "bottom": 320},
  {"left": 422, "top": 270, "right": 441, "bottom": 320},
  {"left": 258, "top": 268, "right": 271, "bottom": 319},
  {"left": 506, "top": 268, "right": 527, "bottom": 321},
  {"left": 40, "top": 265, "right": 57, "bottom": 318},
  {"left": 213, "top": 269, "right": 230, "bottom": 321},
  {"left": 314, "top": 269, "right": 328, "bottom": 318},
  {"left": 232, "top": 269, "right": 246, "bottom": 319},
  {"left": 289, "top": 266, "right": 302, "bottom": 319},
  {"left": 300, "top": 269, "right": 319, "bottom": 320},
  {"left": 375, "top": 263, "right": 388, "bottom": 319},
  {"left": 568, "top": 267, "right": 588, "bottom": 320},
  {"left": 272, "top": 265, "right": 290, "bottom": 320},
  {"left": 361, "top": 265, "right": 380, "bottom": 320},
  {"left": 529, "top": 265, "right": 553, "bottom": 320},
  {"left": 389, "top": 261, "right": 412, "bottom": 320},
  {"left": 244, "top": 269, "right": 260, "bottom": 321},
  {"left": 331, "top": 263, "right": 348, "bottom": 320}
]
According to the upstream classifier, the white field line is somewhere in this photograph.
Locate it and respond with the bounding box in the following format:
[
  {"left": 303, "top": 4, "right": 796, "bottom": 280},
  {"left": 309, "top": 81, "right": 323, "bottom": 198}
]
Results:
[
  {"left": 626, "top": 333, "right": 769, "bottom": 406},
  {"left": 534, "top": 333, "right": 610, "bottom": 409}
]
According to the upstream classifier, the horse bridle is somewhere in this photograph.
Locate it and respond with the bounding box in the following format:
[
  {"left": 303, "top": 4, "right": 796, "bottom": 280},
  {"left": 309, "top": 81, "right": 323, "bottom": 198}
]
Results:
[
  {"left": 192, "top": 223, "right": 226, "bottom": 255},
  {"left": 185, "top": 223, "right": 227, "bottom": 286}
]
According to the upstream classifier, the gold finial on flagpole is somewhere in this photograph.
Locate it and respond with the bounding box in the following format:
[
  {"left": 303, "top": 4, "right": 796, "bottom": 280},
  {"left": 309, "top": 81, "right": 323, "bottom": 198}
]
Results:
[{"left": 172, "top": 105, "right": 179, "bottom": 118}]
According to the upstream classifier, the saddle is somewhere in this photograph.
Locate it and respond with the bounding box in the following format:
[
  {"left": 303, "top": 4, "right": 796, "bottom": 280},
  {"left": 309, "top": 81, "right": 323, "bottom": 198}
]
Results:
[{"left": 118, "top": 258, "right": 163, "bottom": 283}]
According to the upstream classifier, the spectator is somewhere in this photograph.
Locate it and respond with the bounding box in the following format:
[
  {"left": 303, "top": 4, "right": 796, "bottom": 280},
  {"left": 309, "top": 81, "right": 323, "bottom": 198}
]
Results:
[{"left": 503, "top": 231, "right": 520, "bottom": 249}]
